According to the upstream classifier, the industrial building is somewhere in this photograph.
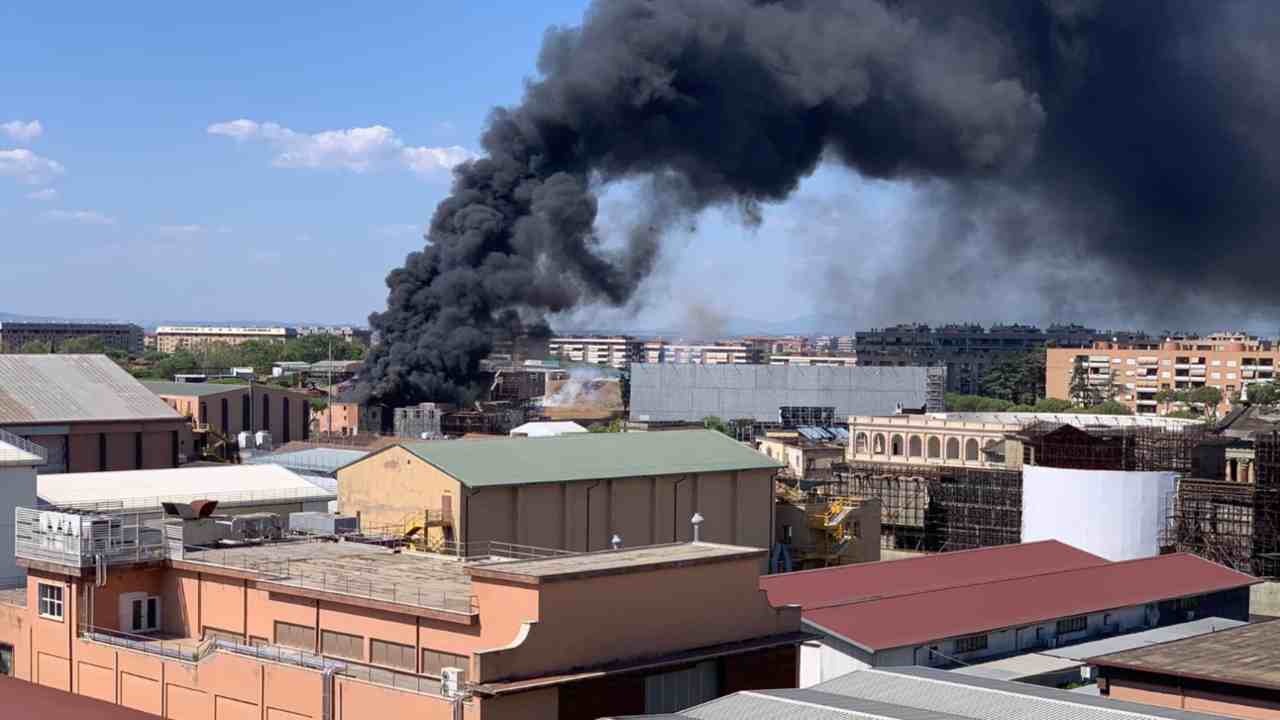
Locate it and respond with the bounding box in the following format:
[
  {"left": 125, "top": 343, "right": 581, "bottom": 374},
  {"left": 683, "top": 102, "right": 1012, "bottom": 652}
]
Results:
[
  {"left": 154, "top": 325, "right": 295, "bottom": 353},
  {"left": 337, "top": 430, "right": 781, "bottom": 555},
  {"left": 856, "top": 323, "right": 1134, "bottom": 394},
  {"left": 630, "top": 364, "right": 945, "bottom": 440},
  {"left": 1, "top": 509, "right": 805, "bottom": 720},
  {"left": 144, "top": 381, "right": 313, "bottom": 449},
  {"left": 843, "top": 412, "right": 1204, "bottom": 552},
  {"left": 604, "top": 666, "right": 1239, "bottom": 720},
  {"left": 0, "top": 320, "right": 144, "bottom": 354},
  {"left": 1046, "top": 333, "right": 1280, "bottom": 415},
  {"left": 547, "top": 335, "right": 642, "bottom": 369},
  {"left": 0, "top": 355, "right": 192, "bottom": 473},
  {"left": 1090, "top": 618, "right": 1280, "bottom": 717},
  {"left": 759, "top": 540, "right": 1256, "bottom": 685}
]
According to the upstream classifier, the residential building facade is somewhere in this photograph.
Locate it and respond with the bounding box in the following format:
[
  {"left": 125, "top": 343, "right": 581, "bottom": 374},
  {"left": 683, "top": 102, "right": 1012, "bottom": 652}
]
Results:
[
  {"left": 0, "top": 321, "right": 144, "bottom": 354},
  {"left": 641, "top": 342, "right": 762, "bottom": 365},
  {"left": 154, "top": 326, "right": 295, "bottom": 353},
  {"left": 1047, "top": 334, "right": 1280, "bottom": 415},
  {"left": 768, "top": 355, "right": 857, "bottom": 367},
  {"left": 547, "top": 336, "right": 643, "bottom": 369}
]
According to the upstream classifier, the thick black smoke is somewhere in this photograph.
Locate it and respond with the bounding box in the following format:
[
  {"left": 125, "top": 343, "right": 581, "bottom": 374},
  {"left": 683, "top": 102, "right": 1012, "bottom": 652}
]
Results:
[{"left": 365, "top": 0, "right": 1280, "bottom": 404}]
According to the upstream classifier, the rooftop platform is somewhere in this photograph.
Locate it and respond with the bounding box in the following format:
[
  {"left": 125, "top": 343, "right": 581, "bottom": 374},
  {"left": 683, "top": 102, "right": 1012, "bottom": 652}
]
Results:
[
  {"left": 468, "top": 542, "right": 766, "bottom": 584},
  {"left": 1090, "top": 617, "right": 1280, "bottom": 692}
]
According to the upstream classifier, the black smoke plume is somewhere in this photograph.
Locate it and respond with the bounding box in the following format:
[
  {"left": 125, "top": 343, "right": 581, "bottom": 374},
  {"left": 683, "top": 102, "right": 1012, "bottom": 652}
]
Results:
[{"left": 365, "top": 0, "right": 1280, "bottom": 404}]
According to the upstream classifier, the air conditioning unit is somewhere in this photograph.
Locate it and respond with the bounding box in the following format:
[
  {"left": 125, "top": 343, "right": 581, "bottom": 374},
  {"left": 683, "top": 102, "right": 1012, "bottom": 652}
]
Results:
[{"left": 440, "top": 667, "right": 464, "bottom": 698}]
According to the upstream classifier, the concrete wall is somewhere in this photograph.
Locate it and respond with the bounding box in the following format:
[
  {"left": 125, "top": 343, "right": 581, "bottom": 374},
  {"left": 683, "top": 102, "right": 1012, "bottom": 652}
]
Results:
[
  {"left": 1251, "top": 581, "right": 1280, "bottom": 618},
  {"left": 338, "top": 448, "right": 776, "bottom": 554}
]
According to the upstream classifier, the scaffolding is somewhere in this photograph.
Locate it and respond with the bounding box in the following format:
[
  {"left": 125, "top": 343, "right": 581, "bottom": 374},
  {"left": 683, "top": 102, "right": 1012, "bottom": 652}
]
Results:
[
  {"left": 1019, "top": 422, "right": 1206, "bottom": 473},
  {"left": 835, "top": 462, "right": 1020, "bottom": 552},
  {"left": 1164, "top": 431, "right": 1280, "bottom": 577}
]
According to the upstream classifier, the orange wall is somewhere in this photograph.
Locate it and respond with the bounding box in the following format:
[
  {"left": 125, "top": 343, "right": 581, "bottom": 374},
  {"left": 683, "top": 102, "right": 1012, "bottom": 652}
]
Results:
[{"left": 1109, "top": 680, "right": 1280, "bottom": 720}]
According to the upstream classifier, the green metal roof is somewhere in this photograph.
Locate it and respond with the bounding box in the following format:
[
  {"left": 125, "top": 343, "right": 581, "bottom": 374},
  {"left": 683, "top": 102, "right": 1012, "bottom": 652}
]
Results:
[
  {"left": 397, "top": 429, "right": 782, "bottom": 488},
  {"left": 142, "top": 380, "right": 249, "bottom": 398}
]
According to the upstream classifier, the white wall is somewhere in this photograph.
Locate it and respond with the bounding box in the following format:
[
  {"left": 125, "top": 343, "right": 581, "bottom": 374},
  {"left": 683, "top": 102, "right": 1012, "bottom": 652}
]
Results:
[
  {"left": 799, "top": 638, "right": 871, "bottom": 687},
  {"left": 1021, "top": 466, "right": 1175, "bottom": 561},
  {"left": 0, "top": 465, "right": 37, "bottom": 582}
]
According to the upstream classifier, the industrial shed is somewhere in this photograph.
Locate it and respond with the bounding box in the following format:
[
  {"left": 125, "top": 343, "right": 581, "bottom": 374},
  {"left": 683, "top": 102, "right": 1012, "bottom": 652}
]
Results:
[{"left": 337, "top": 430, "right": 782, "bottom": 555}]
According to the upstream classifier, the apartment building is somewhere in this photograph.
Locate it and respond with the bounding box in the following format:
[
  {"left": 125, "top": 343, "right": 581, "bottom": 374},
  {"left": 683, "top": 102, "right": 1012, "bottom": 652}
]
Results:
[
  {"left": 1, "top": 510, "right": 804, "bottom": 720},
  {"left": 155, "top": 326, "right": 295, "bottom": 353},
  {"left": 768, "top": 355, "right": 857, "bottom": 367},
  {"left": 547, "top": 336, "right": 642, "bottom": 369},
  {"left": 0, "top": 321, "right": 144, "bottom": 354},
  {"left": 1047, "top": 333, "right": 1279, "bottom": 415},
  {"left": 641, "top": 341, "right": 762, "bottom": 365}
]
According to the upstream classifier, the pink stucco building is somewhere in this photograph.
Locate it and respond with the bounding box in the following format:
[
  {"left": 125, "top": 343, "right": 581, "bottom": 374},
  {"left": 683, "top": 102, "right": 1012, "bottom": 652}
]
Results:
[{"left": 0, "top": 505, "right": 803, "bottom": 720}]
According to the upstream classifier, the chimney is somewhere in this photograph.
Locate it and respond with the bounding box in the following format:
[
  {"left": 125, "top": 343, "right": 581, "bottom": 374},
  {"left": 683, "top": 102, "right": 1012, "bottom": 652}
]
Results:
[
  {"left": 610, "top": 534, "right": 622, "bottom": 550},
  {"left": 691, "top": 512, "right": 704, "bottom": 543}
]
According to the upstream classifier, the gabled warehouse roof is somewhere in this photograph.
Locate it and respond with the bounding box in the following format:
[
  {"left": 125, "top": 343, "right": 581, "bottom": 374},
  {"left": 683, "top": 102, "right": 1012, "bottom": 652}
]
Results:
[
  {"left": 0, "top": 354, "right": 182, "bottom": 424},
  {"left": 383, "top": 429, "right": 781, "bottom": 488}
]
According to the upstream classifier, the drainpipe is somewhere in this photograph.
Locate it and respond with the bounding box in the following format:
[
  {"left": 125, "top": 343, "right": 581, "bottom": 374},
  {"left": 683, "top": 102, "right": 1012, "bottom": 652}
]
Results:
[
  {"left": 584, "top": 480, "right": 601, "bottom": 551},
  {"left": 321, "top": 665, "right": 338, "bottom": 720}
]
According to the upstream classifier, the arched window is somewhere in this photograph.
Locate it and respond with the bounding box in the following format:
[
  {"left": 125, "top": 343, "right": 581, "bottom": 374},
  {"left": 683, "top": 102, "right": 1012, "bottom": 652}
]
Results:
[
  {"left": 927, "top": 436, "right": 941, "bottom": 459},
  {"left": 281, "top": 397, "right": 291, "bottom": 444},
  {"left": 891, "top": 434, "right": 904, "bottom": 456},
  {"left": 262, "top": 394, "right": 271, "bottom": 432},
  {"left": 965, "top": 438, "right": 979, "bottom": 461},
  {"left": 946, "top": 437, "right": 960, "bottom": 459},
  {"left": 873, "top": 434, "right": 886, "bottom": 454},
  {"left": 908, "top": 436, "right": 923, "bottom": 457},
  {"left": 855, "top": 432, "right": 869, "bottom": 454}
]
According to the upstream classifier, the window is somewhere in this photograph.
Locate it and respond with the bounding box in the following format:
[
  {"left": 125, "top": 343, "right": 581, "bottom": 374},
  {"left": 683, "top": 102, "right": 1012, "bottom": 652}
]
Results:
[
  {"left": 199, "top": 401, "right": 208, "bottom": 424},
  {"left": 321, "top": 629, "right": 363, "bottom": 660},
  {"left": 262, "top": 395, "right": 271, "bottom": 432},
  {"left": 129, "top": 596, "right": 161, "bottom": 633},
  {"left": 908, "top": 436, "right": 922, "bottom": 457},
  {"left": 964, "top": 438, "right": 979, "bottom": 461},
  {"left": 371, "top": 639, "right": 416, "bottom": 671},
  {"left": 242, "top": 395, "right": 251, "bottom": 431},
  {"left": 927, "top": 436, "right": 941, "bottom": 459},
  {"left": 422, "top": 648, "right": 468, "bottom": 680},
  {"left": 854, "top": 432, "right": 868, "bottom": 454},
  {"left": 891, "top": 434, "right": 904, "bottom": 456},
  {"left": 644, "top": 660, "right": 719, "bottom": 713},
  {"left": 946, "top": 438, "right": 960, "bottom": 460},
  {"left": 954, "top": 634, "right": 988, "bottom": 653},
  {"left": 203, "top": 626, "right": 243, "bottom": 643},
  {"left": 0, "top": 643, "right": 11, "bottom": 676},
  {"left": 220, "top": 397, "right": 229, "bottom": 435},
  {"left": 282, "top": 397, "right": 291, "bottom": 444},
  {"left": 38, "top": 584, "right": 63, "bottom": 621},
  {"left": 1178, "top": 595, "right": 1202, "bottom": 612},
  {"left": 274, "top": 621, "right": 314, "bottom": 651},
  {"left": 1056, "top": 615, "right": 1088, "bottom": 634},
  {"left": 873, "top": 434, "right": 885, "bottom": 454}
]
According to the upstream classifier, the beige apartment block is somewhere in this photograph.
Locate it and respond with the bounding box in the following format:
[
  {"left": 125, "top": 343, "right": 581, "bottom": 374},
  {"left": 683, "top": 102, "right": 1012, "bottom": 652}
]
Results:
[
  {"left": 1047, "top": 333, "right": 1280, "bottom": 416},
  {"left": 155, "top": 326, "right": 295, "bottom": 353},
  {"left": 546, "top": 336, "right": 642, "bottom": 369}
]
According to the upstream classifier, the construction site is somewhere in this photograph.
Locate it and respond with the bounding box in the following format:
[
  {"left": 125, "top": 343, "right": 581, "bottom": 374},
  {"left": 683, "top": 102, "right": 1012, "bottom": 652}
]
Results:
[{"left": 834, "top": 415, "right": 1209, "bottom": 554}]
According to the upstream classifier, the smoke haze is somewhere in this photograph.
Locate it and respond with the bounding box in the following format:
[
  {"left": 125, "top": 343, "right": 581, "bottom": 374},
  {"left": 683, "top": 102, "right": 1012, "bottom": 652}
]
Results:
[{"left": 365, "top": 0, "right": 1280, "bottom": 404}]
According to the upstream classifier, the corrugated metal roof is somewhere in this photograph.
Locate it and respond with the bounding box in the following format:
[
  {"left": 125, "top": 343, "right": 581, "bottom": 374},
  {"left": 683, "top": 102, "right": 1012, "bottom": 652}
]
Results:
[
  {"left": 761, "top": 541, "right": 1108, "bottom": 610},
  {"left": 629, "top": 365, "right": 933, "bottom": 423},
  {"left": 799, "top": 554, "right": 1257, "bottom": 651},
  {"left": 0, "top": 355, "right": 183, "bottom": 424},
  {"left": 388, "top": 429, "right": 782, "bottom": 488},
  {"left": 950, "top": 653, "right": 1083, "bottom": 682},
  {"left": 37, "top": 464, "right": 333, "bottom": 509},
  {"left": 246, "top": 447, "right": 369, "bottom": 479},
  {"left": 1042, "top": 616, "right": 1246, "bottom": 660},
  {"left": 143, "top": 380, "right": 249, "bottom": 397}
]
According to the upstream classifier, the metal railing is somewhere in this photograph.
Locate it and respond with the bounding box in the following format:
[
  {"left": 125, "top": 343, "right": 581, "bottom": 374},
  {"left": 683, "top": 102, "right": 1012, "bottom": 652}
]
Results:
[
  {"left": 436, "top": 540, "right": 576, "bottom": 561},
  {"left": 337, "top": 659, "right": 445, "bottom": 696},
  {"left": 177, "top": 545, "right": 478, "bottom": 613},
  {"left": 14, "top": 508, "right": 169, "bottom": 569},
  {"left": 0, "top": 428, "right": 47, "bottom": 466},
  {"left": 83, "top": 627, "right": 212, "bottom": 663}
]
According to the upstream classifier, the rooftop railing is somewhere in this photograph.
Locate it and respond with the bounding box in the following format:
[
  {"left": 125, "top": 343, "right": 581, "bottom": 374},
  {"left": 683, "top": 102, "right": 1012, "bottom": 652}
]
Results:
[
  {"left": 14, "top": 508, "right": 169, "bottom": 569},
  {"left": 49, "top": 485, "right": 336, "bottom": 513},
  {"left": 0, "top": 428, "right": 47, "bottom": 466}
]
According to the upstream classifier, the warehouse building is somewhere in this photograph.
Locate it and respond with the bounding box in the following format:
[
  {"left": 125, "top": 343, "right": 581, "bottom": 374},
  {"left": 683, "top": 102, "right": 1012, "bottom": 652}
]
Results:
[
  {"left": 34, "top": 464, "right": 333, "bottom": 514},
  {"left": 337, "top": 430, "right": 781, "bottom": 554},
  {"left": 630, "top": 364, "right": 945, "bottom": 440},
  {"left": 144, "top": 381, "right": 312, "bottom": 448},
  {"left": 604, "top": 666, "right": 1237, "bottom": 720},
  {"left": 0, "top": 320, "right": 144, "bottom": 354},
  {"left": 1091, "top": 618, "right": 1280, "bottom": 717},
  {"left": 0, "top": 355, "right": 192, "bottom": 473},
  {"left": 759, "top": 540, "right": 1256, "bottom": 685},
  {"left": 1, "top": 518, "right": 804, "bottom": 719}
]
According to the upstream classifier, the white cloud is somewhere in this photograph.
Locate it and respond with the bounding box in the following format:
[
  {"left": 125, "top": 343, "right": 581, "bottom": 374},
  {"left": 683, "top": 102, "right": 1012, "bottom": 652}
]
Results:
[
  {"left": 43, "top": 209, "right": 116, "bottom": 226},
  {"left": 208, "top": 118, "right": 473, "bottom": 174},
  {"left": 1, "top": 120, "right": 43, "bottom": 143},
  {"left": 0, "top": 148, "right": 65, "bottom": 184},
  {"left": 25, "top": 188, "right": 57, "bottom": 201}
]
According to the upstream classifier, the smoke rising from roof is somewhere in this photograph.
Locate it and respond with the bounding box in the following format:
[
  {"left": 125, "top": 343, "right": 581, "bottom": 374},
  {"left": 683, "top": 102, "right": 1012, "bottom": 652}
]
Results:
[{"left": 364, "top": 0, "right": 1280, "bottom": 404}]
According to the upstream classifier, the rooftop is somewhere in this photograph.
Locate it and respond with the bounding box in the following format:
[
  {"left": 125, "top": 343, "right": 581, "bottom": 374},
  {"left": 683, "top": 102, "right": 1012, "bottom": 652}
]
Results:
[
  {"left": 606, "top": 666, "right": 1232, "bottom": 720},
  {"left": 1089, "top": 617, "right": 1280, "bottom": 692},
  {"left": 246, "top": 445, "right": 369, "bottom": 478},
  {"left": 37, "top": 464, "right": 332, "bottom": 510},
  {"left": 390, "top": 429, "right": 781, "bottom": 488},
  {"left": 0, "top": 427, "right": 45, "bottom": 467},
  {"left": 760, "top": 540, "right": 1107, "bottom": 609},
  {"left": 927, "top": 412, "right": 1203, "bottom": 429},
  {"left": 509, "top": 420, "right": 587, "bottom": 437},
  {"left": 142, "top": 380, "right": 249, "bottom": 397},
  {"left": 1, "top": 675, "right": 165, "bottom": 720},
  {"left": 467, "top": 542, "right": 765, "bottom": 584},
  {"left": 0, "top": 354, "right": 183, "bottom": 425},
  {"left": 762, "top": 544, "right": 1256, "bottom": 651}
]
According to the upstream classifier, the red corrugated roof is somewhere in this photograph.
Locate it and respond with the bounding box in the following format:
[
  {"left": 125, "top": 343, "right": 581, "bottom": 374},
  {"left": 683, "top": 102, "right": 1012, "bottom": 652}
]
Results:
[
  {"left": 760, "top": 540, "right": 1108, "bottom": 609},
  {"left": 797, "top": 553, "right": 1258, "bottom": 651}
]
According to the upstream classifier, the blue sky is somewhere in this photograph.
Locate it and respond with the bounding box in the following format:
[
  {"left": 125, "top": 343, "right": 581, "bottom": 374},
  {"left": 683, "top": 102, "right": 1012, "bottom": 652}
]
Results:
[{"left": 0, "top": 2, "right": 976, "bottom": 334}]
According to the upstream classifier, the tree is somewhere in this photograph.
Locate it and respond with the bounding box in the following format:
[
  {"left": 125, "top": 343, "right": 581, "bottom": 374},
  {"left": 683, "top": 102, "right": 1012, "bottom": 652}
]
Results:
[
  {"left": 702, "top": 416, "right": 733, "bottom": 437},
  {"left": 980, "top": 351, "right": 1046, "bottom": 405},
  {"left": 1082, "top": 399, "right": 1133, "bottom": 415},
  {"left": 1246, "top": 382, "right": 1280, "bottom": 406},
  {"left": 56, "top": 335, "right": 106, "bottom": 354},
  {"left": 1068, "top": 362, "right": 1094, "bottom": 406},
  {"left": 1186, "top": 385, "right": 1224, "bottom": 420},
  {"left": 16, "top": 339, "right": 51, "bottom": 354},
  {"left": 1032, "top": 397, "right": 1074, "bottom": 413},
  {"left": 1154, "top": 388, "right": 1179, "bottom": 415},
  {"left": 945, "top": 394, "right": 1013, "bottom": 412}
]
